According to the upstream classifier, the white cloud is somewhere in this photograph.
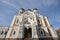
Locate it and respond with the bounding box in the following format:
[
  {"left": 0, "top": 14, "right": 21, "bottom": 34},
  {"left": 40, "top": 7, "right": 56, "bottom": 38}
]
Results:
[
  {"left": 50, "top": 15, "right": 60, "bottom": 23},
  {"left": 41, "top": 0, "right": 58, "bottom": 7},
  {"left": 55, "top": 17, "right": 60, "bottom": 22},
  {"left": 0, "top": 0, "right": 59, "bottom": 9},
  {"left": 56, "top": 20, "right": 60, "bottom": 22},
  {"left": 0, "top": 13, "right": 8, "bottom": 26},
  {"left": 0, "top": 0, "right": 19, "bottom": 9},
  {"left": 26, "top": 0, "right": 59, "bottom": 8}
]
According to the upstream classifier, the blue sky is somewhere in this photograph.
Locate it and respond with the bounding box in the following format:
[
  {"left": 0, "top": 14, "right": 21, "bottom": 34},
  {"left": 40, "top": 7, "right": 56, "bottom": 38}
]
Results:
[{"left": 0, "top": 0, "right": 60, "bottom": 29}]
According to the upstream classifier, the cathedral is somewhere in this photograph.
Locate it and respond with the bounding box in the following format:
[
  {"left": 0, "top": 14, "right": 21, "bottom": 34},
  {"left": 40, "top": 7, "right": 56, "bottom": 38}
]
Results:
[{"left": 0, "top": 8, "right": 58, "bottom": 40}]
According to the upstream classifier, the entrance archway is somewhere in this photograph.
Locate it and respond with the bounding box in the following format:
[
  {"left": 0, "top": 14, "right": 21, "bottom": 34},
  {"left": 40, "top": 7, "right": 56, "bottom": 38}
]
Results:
[{"left": 24, "top": 28, "right": 32, "bottom": 38}]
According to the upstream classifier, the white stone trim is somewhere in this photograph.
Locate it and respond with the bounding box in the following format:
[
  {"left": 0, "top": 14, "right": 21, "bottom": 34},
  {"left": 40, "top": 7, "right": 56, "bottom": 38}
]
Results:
[{"left": 10, "top": 15, "right": 16, "bottom": 27}]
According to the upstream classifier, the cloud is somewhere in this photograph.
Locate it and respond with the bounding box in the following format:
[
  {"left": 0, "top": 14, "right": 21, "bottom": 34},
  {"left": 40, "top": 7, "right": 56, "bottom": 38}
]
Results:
[
  {"left": 0, "top": 0, "right": 59, "bottom": 9},
  {"left": 0, "top": 0, "right": 19, "bottom": 9},
  {"left": 56, "top": 20, "right": 60, "bottom": 22},
  {"left": 55, "top": 17, "right": 60, "bottom": 22},
  {"left": 0, "top": 13, "right": 8, "bottom": 26},
  {"left": 49, "top": 15, "right": 60, "bottom": 22},
  {"left": 23, "top": 0, "right": 59, "bottom": 8},
  {"left": 40, "top": 0, "right": 59, "bottom": 7}
]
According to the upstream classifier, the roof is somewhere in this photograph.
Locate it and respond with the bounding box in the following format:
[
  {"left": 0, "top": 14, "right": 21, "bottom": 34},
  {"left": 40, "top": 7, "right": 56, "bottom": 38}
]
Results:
[{"left": 57, "top": 28, "right": 60, "bottom": 33}]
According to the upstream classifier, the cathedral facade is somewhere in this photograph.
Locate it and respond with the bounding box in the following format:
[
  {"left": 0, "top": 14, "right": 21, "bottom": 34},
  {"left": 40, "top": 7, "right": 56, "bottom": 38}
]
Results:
[{"left": 0, "top": 8, "right": 58, "bottom": 40}]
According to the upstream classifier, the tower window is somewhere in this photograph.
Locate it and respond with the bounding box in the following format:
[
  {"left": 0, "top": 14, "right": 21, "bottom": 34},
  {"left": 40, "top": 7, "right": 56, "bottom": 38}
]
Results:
[
  {"left": 5, "top": 31, "right": 7, "bottom": 35},
  {"left": 1, "top": 31, "right": 3, "bottom": 35},
  {"left": 30, "top": 17, "right": 32, "bottom": 19},
  {"left": 13, "top": 31, "right": 16, "bottom": 35},
  {"left": 37, "top": 19, "right": 41, "bottom": 26},
  {"left": 38, "top": 19, "right": 40, "bottom": 23},
  {"left": 40, "top": 30, "right": 44, "bottom": 36},
  {"left": 16, "top": 19, "right": 19, "bottom": 23},
  {"left": 34, "top": 12, "right": 37, "bottom": 14},
  {"left": 41, "top": 31, "right": 43, "bottom": 34},
  {"left": 20, "top": 11, "right": 23, "bottom": 13}
]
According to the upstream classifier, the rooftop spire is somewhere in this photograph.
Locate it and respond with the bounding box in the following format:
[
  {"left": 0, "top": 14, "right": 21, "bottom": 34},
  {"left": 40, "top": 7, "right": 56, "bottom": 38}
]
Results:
[
  {"left": 26, "top": 9, "right": 32, "bottom": 11},
  {"left": 33, "top": 8, "right": 38, "bottom": 10},
  {"left": 19, "top": 8, "right": 25, "bottom": 14}
]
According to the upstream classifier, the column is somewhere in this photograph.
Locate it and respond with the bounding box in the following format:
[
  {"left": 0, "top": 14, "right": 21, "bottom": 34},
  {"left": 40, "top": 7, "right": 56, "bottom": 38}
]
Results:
[
  {"left": 40, "top": 16, "right": 46, "bottom": 26},
  {"left": 6, "top": 27, "right": 12, "bottom": 38},
  {"left": 32, "top": 26, "right": 38, "bottom": 38},
  {"left": 44, "top": 16, "right": 50, "bottom": 27},
  {"left": 47, "top": 27, "right": 58, "bottom": 40},
  {"left": 10, "top": 16, "right": 16, "bottom": 27}
]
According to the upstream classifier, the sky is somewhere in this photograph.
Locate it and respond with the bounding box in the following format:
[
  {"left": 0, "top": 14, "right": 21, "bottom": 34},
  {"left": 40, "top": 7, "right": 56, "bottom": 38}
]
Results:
[{"left": 0, "top": 0, "right": 60, "bottom": 29}]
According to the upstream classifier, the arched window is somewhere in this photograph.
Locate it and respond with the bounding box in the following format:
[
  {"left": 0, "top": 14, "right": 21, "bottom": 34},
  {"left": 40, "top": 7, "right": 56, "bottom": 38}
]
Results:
[
  {"left": 16, "top": 19, "right": 19, "bottom": 23},
  {"left": 13, "top": 31, "right": 16, "bottom": 35},
  {"left": 1, "top": 30, "right": 3, "bottom": 35},
  {"left": 0, "top": 30, "right": 2, "bottom": 35},
  {"left": 41, "top": 31, "right": 43, "bottom": 34},
  {"left": 39, "top": 29, "right": 45, "bottom": 36},
  {"left": 11, "top": 30, "right": 16, "bottom": 36},
  {"left": 5, "top": 31, "right": 7, "bottom": 35}
]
